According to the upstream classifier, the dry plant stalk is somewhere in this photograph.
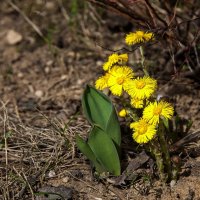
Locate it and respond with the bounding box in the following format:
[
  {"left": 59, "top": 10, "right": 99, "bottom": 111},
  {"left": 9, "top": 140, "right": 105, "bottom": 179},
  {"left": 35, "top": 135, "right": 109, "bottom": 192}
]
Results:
[{"left": 85, "top": 0, "right": 200, "bottom": 74}]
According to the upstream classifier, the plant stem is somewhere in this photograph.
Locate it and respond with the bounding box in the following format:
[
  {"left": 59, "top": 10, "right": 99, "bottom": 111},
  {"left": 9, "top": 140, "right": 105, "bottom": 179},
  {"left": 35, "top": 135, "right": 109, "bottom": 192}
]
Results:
[
  {"left": 149, "top": 141, "right": 166, "bottom": 182},
  {"left": 157, "top": 120, "right": 172, "bottom": 181},
  {"left": 139, "top": 46, "right": 149, "bottom": 76}
]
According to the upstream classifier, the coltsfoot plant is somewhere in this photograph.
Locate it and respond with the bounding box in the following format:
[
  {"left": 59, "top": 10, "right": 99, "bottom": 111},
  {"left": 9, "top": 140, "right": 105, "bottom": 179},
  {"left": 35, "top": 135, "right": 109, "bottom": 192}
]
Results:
[{"left": 77, "top": 30, "right": 180, "bottom": 182}]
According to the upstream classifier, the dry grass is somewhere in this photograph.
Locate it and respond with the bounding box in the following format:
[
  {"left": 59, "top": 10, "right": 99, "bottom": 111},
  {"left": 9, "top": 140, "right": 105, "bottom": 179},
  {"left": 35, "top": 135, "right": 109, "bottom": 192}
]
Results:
[{"left": 0, "top": 101, "right": 90, "bottom": 199}]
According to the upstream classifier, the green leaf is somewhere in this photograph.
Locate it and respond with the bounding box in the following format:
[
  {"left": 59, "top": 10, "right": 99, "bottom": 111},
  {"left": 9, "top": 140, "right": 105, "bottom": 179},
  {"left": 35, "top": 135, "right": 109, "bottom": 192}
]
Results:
[
  {"left": 106, "top": 108, "right": 121, "bottom": 149},
  {"left": 88, "top": 126, "right": 121, "bottom": 176},
  {"left": 76, "top": 135, "right": 105, "bottom": 173},
  {"left": 162, "top": 117, "right": 169, "bottom": 131},
  {"left": 82, "top": 85, "right": 111, "bottom": 130},
  {"left": 82, "top": 85, "right": 121, "bottom": 147}
]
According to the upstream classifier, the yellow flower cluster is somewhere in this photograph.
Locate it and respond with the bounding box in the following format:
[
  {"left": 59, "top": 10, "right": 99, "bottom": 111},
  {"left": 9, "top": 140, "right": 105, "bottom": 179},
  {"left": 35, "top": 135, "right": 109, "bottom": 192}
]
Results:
[
  {"left": 130, "top": 118, "right": 156, "bottom": 144},
  {"left": 103, "top": 53, "right": 128, "bottom": 71},
  {"left": 95, "top": 30, "right": 174, "bottom": 144},
  {"left": 125, "top": 76, "right": 157, "bottom": 100},
  {"left": 125, "top": 30, "right": 154, "bottom": 46},
  {"left": 95, "top": 65, "right": 134, "bottom": 96},
  {"left": 143, "top": 101, "right": 174, "bottom": 125},
  {"left": 130, "top": 101, "right": 174, "bottom": 144}
]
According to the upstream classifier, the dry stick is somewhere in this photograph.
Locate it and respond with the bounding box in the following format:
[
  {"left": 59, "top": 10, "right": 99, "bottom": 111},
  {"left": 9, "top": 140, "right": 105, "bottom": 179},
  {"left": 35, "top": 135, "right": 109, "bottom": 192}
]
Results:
[
  {"left": 167, "top": 0, "right": 179, "bottom": 28},
  {"left": 87, "top": 1, "right": 137, "bottom": 25},
  {"left": 22, "top": 172, "right": 35, "bottom": 200},
  {"left": 143, "top": 0, "right": 156, "bottom": 28},
  {"left": 7, "top": 0, "right": 44, "bottom": 39},
  {"left": 107, "top": 185, "right": 125, "bottom": 200},
  {"left": 144, "top": 0, "right": 168, "bottom": 28},
  {"left": 86, "top": 0, "right": 148, "bottom": 28},
  {"left": 1, "top": 101, "right": 9, "bottom": 199},
  {"left": 117, "top": 0, "right": 150, "bottom": 27},
  {"left": 194, "top": 45, "right": 200, "bottom": 68},
  {"left": 57, "top": 0, "right": 70, "bottom": 22}
]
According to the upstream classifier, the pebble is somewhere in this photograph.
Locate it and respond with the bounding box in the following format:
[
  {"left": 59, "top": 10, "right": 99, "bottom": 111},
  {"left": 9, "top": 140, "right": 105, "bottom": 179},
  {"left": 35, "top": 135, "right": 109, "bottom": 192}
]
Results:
[
  {"left": 48, "top": 170, "right": 56, "bottom": 178},
  {"left": 6, "top": 30, "right": 22, "bottom": 45},
  {"left": 35, "top": 90, "right": 43, "bottom": 98},
  {"left": 61, "top": 74, "right": 67, "bottom": 80},
  {"left": 96, "top": 60, "right": 103, "bottom": 67},
  {"left": 44, "top": 67, "right": 50, "bottom": 74},
  {"left": 62, "top": 176, "right": 69, "bottom": 183},
  {"left": 170, "top": 180, "right": 177, "bottom": 188}
]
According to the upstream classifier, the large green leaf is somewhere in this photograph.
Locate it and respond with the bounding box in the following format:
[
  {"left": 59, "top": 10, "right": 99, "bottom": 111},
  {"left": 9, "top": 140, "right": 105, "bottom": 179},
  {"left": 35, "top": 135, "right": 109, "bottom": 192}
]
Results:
[
  {"left": 76, "top": 135, "right": 105, "bottom": 173},
  {"left": 82, "top": 85, "right": 121, "bottom": 147},
  {"left": 106, "top": 108, "right": 121, "bottom": 149},
  {"left": 82, "top": 85, "right": 111, "bottom": 130},
  {"left": 88, "top": 126, "right": 121, "bottom": 176}
]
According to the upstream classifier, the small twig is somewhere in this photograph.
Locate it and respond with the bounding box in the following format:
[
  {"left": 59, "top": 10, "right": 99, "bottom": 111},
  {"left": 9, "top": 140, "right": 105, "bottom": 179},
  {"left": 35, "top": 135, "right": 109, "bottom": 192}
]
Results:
[
  {"left": 22, "top": 171, "right": 35, "bottom": 200},
  {"left": 57, "top": 0, "right": 70, "bottom": 22},
  {"left": 167, "top": 0, "right": 179, "bottom": 27},
  {"left": 194, "top": 45, "right": 200, "bottom": 68},
  {"left": 108, "top": 185, "right": 125, "bottom": 200},
  {"left": 144, "top": 0, "right": 168, "bottom": 27},
  {"left": 7, "top": 0, "right": 44, "bottom": 39},
  {"left": 86, "top": 0, "right": 148, "bottom": 27},
  {"left": 0, "top": 101, "right": 9, "bottom": 198}
]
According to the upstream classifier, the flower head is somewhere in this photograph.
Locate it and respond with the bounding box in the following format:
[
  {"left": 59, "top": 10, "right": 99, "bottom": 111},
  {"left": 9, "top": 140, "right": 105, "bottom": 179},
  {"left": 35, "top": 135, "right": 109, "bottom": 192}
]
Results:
[
  {"left": 125, "top": 76, "right": 157, "bottom": 99},
  {"left": 130, "top": 118, "right": 156, "bottom": 144},
  {"left": 103, "top": 53, "right": 128, "bottom": 71},
  {"left": 143, "top": 101, "right": 174, "bottom": 125},
  {"left": 107, "top": 66, "right": 134, "bottom": 96},
  {"left": 119, "top": 109, "right": 127, "bottom": 117},
  {"left": 125, "top": 31, "right": 154, "bottom": 46},
  {"left": 95, "top": 73, "right": 110, "bottom": 90},
  {"left": 131, "top": 97, "right": 144, "bottom": 109}
]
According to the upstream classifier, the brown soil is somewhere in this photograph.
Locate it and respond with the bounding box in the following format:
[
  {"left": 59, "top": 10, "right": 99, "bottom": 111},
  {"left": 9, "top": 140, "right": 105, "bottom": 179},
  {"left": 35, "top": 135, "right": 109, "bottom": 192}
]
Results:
[{"left": 0, "top": 1, "right": 200, "bottom": 199}]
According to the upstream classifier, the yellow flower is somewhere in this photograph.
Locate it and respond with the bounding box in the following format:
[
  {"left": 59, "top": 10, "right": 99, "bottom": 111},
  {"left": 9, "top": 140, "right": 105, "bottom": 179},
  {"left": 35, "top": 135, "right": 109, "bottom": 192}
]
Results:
[
  {"left": 125, "top": 31, "right": 154, "bottom": 46},
  {"left": 131, "top": 97, "right": 144, "bottom": 109},
  {"left": 130, "top": 118, "right": 156, "bottom": 144},
  {"left": 107, "top": 66, "right": 134, "bottom": 96},
  {"left": 119, "top": 109, "right": 127, "bottom": 117},
  {"left": 103, "top": 53, "right": 128, "bottom": 71},
  {"left": 95, "top": 73, "right": 110, "bottom": 90},
  {"left": 143, "top": 101, "right": 174, "bottom": 125},
  {"left": 125, "top": 76, "right": 157, "bottom": 99}
]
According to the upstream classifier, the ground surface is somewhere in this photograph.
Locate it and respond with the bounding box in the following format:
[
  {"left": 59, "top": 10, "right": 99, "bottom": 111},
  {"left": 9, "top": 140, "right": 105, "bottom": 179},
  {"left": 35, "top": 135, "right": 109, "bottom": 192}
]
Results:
[{"left": 0, "top": 1, "right": 200, "bottom": 199}]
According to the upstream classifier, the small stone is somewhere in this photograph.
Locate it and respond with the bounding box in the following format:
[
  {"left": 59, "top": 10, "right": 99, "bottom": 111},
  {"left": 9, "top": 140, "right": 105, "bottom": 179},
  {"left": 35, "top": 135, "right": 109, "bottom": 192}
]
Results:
[
  {"left": 46, "top": 60, "right": 53, "bottom": 66},
  {"left": 96, "top": 60, "right": 103, "bottom": 67},
  {"left": 6, "top": 30, "right": 22, "bottom": 45},
  {"left": 170, "top": 180, "right": 176, "bottom": 188},
  {"left": 46, "top": 2, "right": 55, "bottom": 10},
  {"left": 35, "top": 90, "right": 43, "bottom": 98},
  {"left": 48, "top": 170, "right": 56, "bottom": 178},
  {"left": 67, "top": 51, "right": 75, "bottom": 57},
  {"left": 44, "top": 67, "right": 50, "bottom": 74},
  {"left": 17, "top": 72, "right": 23, "bottom": 78},
  {"left": 61, "top": 74, "right": 67, "bottom": 80},
  {"left": 62, "top": 177, "right": 69, "bottom": 183}
]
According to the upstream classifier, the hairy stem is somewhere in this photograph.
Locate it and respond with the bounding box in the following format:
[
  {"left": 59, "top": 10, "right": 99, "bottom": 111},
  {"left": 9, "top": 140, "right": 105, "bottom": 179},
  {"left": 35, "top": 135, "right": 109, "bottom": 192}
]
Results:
[
  {"left": 139, "top": 46, "right": 149, "bottom": 76},
  {"left": 149, "top": 141, "right": 166, "bottom": 182},
  {"left": 157, "top": 120, "right": 172, "bottom": 181}
]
